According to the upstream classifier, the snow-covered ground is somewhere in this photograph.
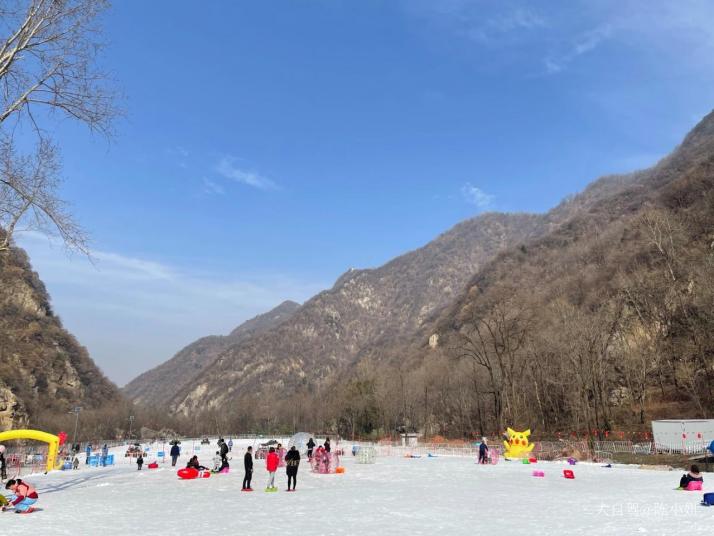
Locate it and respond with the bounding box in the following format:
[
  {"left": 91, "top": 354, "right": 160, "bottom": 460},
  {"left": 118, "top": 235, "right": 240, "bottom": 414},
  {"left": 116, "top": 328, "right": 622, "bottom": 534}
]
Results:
[{"left": 2, "top": 438, "right": 712, "bottom": 535}]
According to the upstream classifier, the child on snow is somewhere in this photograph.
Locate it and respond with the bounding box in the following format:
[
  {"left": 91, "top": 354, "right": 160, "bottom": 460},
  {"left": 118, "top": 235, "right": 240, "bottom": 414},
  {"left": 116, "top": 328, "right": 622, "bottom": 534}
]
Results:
[
  {"left": 72, "top": 456, "right": 80, "bottom": 470},
  {"left": 478, "top": 438, "right": 489, "bottom": 464},
  {"left": 137, "top": 454, "right": 144, "bottom": 471},
  {"left": 679, "top": 464, "right": 703, "bottom": 489},
  {"left": 213, "top": 451, "right": 223, "bottom": 472},
  {"left": 265, "top": 447, "right": 279, "bottom": 491},
  {"left": 4, "top": 479, "right": 38, "bottom": 513}
]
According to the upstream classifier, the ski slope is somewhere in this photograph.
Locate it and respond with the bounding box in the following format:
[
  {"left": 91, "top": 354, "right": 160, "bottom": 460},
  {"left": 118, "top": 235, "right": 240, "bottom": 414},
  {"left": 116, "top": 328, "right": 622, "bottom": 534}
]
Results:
[{"left": 2, "top": 438, "right": 711, "bottom": 535}]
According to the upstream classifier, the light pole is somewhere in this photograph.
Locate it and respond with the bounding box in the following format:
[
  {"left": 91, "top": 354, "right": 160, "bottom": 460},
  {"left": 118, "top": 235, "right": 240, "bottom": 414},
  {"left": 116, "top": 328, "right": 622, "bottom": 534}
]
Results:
[
  {"left": 69, "top": 406, "right": 82, "bottom": 447},
  {"left": 128, "top": 415, "right": 135, "bottom": 441}
]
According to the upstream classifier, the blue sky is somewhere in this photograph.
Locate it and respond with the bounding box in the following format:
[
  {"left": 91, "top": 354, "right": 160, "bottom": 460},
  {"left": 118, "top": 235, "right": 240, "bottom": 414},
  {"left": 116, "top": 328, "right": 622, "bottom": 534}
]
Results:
[{"left": 17, "top": 0, "right": 714, "bottom": 385}]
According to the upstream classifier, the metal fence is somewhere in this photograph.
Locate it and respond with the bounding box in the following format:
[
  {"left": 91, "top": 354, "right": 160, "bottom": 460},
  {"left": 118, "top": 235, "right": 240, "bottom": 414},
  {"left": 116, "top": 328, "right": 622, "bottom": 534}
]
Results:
[{"left": 349, "top": 438, "right": 713, "bottom": 460}]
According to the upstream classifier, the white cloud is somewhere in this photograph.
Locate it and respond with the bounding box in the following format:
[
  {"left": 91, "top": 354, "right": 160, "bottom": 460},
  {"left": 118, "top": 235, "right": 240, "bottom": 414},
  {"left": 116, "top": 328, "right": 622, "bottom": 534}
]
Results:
[
  {"left": 17, "top": 234, "right": 325, "bottom": 386},
  {"left": 407, "top": 1, "right": 547, "bottom": 45},
  {"left": 202, "top": 177, "right": 225, "bottom": 196},
  {"left": 406, "top": 0, "right": 714, "bottom": 77},
  {"left": 216, "top": 156, "right": 278, "bottom": 190},
  {"left": 485, "top": 7, "right": 546, "bottom": 33},
  {"left": 545, "top": 24, "right": 613, "bottom": 74},
  {"left": 461, "top": 183, "right": 494, "bottom": 209}
]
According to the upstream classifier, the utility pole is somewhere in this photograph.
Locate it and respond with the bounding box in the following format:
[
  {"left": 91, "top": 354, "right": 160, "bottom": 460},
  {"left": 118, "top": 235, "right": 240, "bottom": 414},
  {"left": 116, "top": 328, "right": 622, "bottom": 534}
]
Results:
[
  {"left": 128, "top": 415, "right": 135, "bottom": 441},
  {"left": 69, "top": 406, "right": 82, "bottom": 447}
]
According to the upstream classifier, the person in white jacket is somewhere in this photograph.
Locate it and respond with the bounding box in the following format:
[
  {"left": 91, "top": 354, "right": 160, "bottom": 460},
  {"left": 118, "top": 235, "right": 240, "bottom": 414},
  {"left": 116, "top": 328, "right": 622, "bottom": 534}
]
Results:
[{"left": 212, "top": 451, "right": 223, "bottom": 472}]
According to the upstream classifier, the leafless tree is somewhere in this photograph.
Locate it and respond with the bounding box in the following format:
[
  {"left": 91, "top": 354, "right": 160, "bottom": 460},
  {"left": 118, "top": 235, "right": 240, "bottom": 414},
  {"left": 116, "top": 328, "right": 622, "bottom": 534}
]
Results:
[
  {"left": 0, "top": 0, "right": 117, "bottom": 254},
  {"left": 0, "top": 136, "right": 88, "bottom": 253},
  {"left": 0, "top": 0, "right": 117, "bottom": 134}
]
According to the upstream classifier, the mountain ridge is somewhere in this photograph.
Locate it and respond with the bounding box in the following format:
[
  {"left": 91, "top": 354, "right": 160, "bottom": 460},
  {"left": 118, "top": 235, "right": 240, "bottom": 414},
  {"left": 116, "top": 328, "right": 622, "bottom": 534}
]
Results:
[{"left": 123, "top": 300, "right": 301, "bottom": 406}]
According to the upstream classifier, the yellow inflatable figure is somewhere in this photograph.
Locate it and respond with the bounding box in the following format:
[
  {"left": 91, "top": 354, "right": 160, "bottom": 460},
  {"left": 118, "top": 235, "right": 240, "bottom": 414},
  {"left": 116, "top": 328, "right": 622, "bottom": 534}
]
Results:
[{"left": 503, "top": 427, "right": 534, "bottom": 459}]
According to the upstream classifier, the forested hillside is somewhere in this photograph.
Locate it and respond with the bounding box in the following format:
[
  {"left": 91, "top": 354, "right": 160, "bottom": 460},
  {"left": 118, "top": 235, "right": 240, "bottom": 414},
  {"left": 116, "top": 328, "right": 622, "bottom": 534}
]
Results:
[
  {"left": 326, "top": 110, "right": 714, "bottom": 439},
  {"left": 0, "top": 235, "right": 121, "bottom": 431}
]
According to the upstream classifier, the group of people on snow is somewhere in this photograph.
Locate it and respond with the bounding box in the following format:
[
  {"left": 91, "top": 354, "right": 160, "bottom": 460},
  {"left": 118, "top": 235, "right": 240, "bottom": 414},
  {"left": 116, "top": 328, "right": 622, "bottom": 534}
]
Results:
[{"left": 259, "top": 445, "right": 301, "bottom": 492}]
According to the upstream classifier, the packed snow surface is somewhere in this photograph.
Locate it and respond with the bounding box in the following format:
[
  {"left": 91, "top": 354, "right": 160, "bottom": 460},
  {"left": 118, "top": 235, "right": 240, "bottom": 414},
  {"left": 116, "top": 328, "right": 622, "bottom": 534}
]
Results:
[{"left": 2, "top": 438, "right": 712, "bottom": 535}]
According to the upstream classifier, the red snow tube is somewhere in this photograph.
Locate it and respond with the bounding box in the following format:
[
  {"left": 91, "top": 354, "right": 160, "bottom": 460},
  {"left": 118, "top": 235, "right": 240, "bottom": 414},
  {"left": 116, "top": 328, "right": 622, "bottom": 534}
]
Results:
[
  {"left": 148, "top": 462, "right": 159, "bottom": 469},
  {"left": 177, "top": 468, "right": 211, "bottom": 480}
]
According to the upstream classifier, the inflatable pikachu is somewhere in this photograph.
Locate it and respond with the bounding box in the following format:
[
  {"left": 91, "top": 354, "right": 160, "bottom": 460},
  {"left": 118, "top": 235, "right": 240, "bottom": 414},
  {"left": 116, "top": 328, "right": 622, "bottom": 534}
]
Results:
[{"left": 503, "top": 427, "right": 535, "bottom": 459}]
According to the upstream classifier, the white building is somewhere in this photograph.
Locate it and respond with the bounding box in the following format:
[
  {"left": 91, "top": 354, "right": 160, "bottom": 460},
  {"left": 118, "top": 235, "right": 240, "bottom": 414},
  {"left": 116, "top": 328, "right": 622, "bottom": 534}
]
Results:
[{"left": 651, "top": 419, "right": 714, "bottom": 453}]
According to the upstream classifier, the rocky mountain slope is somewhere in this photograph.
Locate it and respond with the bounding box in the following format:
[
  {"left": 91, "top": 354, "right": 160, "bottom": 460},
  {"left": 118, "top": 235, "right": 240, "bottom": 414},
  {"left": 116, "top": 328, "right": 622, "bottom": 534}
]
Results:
[
  {"left": 123, "top": 300, "right": 301, "bottom": 406},
  {"left": 0, "top": 239, "right": 121, "bottom": 431},
  {"left": 351, "top": 110, "right": 714, "bottom": 436},
  {"left": 161, "top": 212, "right": 551, "bottom": 415}
]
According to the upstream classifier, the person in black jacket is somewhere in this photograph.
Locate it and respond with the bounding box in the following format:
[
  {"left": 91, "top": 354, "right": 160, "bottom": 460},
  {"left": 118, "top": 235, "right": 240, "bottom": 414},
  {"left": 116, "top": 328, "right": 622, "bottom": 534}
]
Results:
[
  {"left": 285, "top": 446, "right": 300, "bottom": 491},
  {"left": 306, "top": 438, "right": 315, "bottom": 460},
  {"left": 170, "top": 443, "right": 180, "bottom": 467},
  {"left": 478, "top": 438, "right": 489, "bottom": 464},
  {"left": 186, "top": 455, "right": 208, "bottom": 471},
  {"left": 679, "top": 464, "right": 704, "bottom": 489},
  {"left": 324, "top": 437, "right": 331, "bottom": 453},
  {"left": 219, "top": 439, "right": 229, "bottom": 465},
  {"left": 0, "top": 445, "right": 7, "bottom": 481},
  {"left": 242, "top": 446, "right": 253, "bottom": 491}
]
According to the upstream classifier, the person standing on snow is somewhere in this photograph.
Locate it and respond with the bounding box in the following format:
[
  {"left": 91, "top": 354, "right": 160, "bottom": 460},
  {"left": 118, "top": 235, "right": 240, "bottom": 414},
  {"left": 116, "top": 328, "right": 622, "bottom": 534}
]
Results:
[
  {"left": 101, "top": 444, "right": 109, "bottom": 466},
  {"left": 478, "top": 438, "right": 489, "bottom": 464},
  {"left": 0, "top": 445, "right": 7, "bottom": 481},
  {"left": 137, "top": 453, "right": 144, "bottom": 471},
  {"left": 228, "top": 438, "right": 233, "bottom": 452},
  {"left": 242, "top": 446, "right": 253, "bottom": 491},
  {"left": 265, "top": 447, "right": 279, "bottom": 492},
  {"left": 219, "top": 438, "right": 229, "bottom": 466},
  {"left": 285, "top": 446, "right": 301, "bottom": 491},
  {"left": 170, "top": 443, "right": 180, "bottom": 467},
  {"left": 85, "top": 443, "right": 92, "bottom": 465},
  {"left": 324, "top": 437, "right": 331, "bottom": 453},
  {"left": 307, "top": 437, "right": 316, "bottom": 460}
]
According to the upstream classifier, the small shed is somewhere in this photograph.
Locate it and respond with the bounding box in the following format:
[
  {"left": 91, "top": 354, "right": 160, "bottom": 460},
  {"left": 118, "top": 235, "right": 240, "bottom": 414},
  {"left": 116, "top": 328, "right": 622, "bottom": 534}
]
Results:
[
  {"left": 400, "top": 433, "right": 419, "bottom": 447},
  {"left": 651, "top": 419, "right": 714, "bottom": 453}
]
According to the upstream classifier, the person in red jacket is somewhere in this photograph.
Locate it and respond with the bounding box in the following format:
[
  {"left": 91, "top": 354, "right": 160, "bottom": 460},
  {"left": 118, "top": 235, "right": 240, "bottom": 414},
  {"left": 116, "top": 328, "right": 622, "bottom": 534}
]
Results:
[
  {"left": 4, "top": 479, "right": 38, "bottom": 514},
  {"left": 265, "top": 447, "right": 279, "bottom": 492}
]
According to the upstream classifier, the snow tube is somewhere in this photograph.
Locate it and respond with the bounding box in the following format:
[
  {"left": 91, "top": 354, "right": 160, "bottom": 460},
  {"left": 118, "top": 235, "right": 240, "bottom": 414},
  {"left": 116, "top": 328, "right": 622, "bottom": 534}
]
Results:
[
  {"left": 147, "top": 462, "right": 159, "bottom": 469},
  {"left": 532, "top": 470, "right": 544, "bottom": 477},
  {"left": 177, "top": 468, "right": 211, "bottom": 480},
  {"left": 684, "top": 481, "right": 703, "bottom": 491},
  {"left": 335, "top": 466, "right": 345, "bottom": 474},
  {"left": 218, "top": 467, "right": 229, "bottom": 474},
  {"left": 563, "top": 469, "right": 575, "bottom": 479},
  {"left": 702, "top": 493, "right": 714, "bottom": 506},
  {"left": 528, "top": 457, "right": 537, "bottom": 463}
]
